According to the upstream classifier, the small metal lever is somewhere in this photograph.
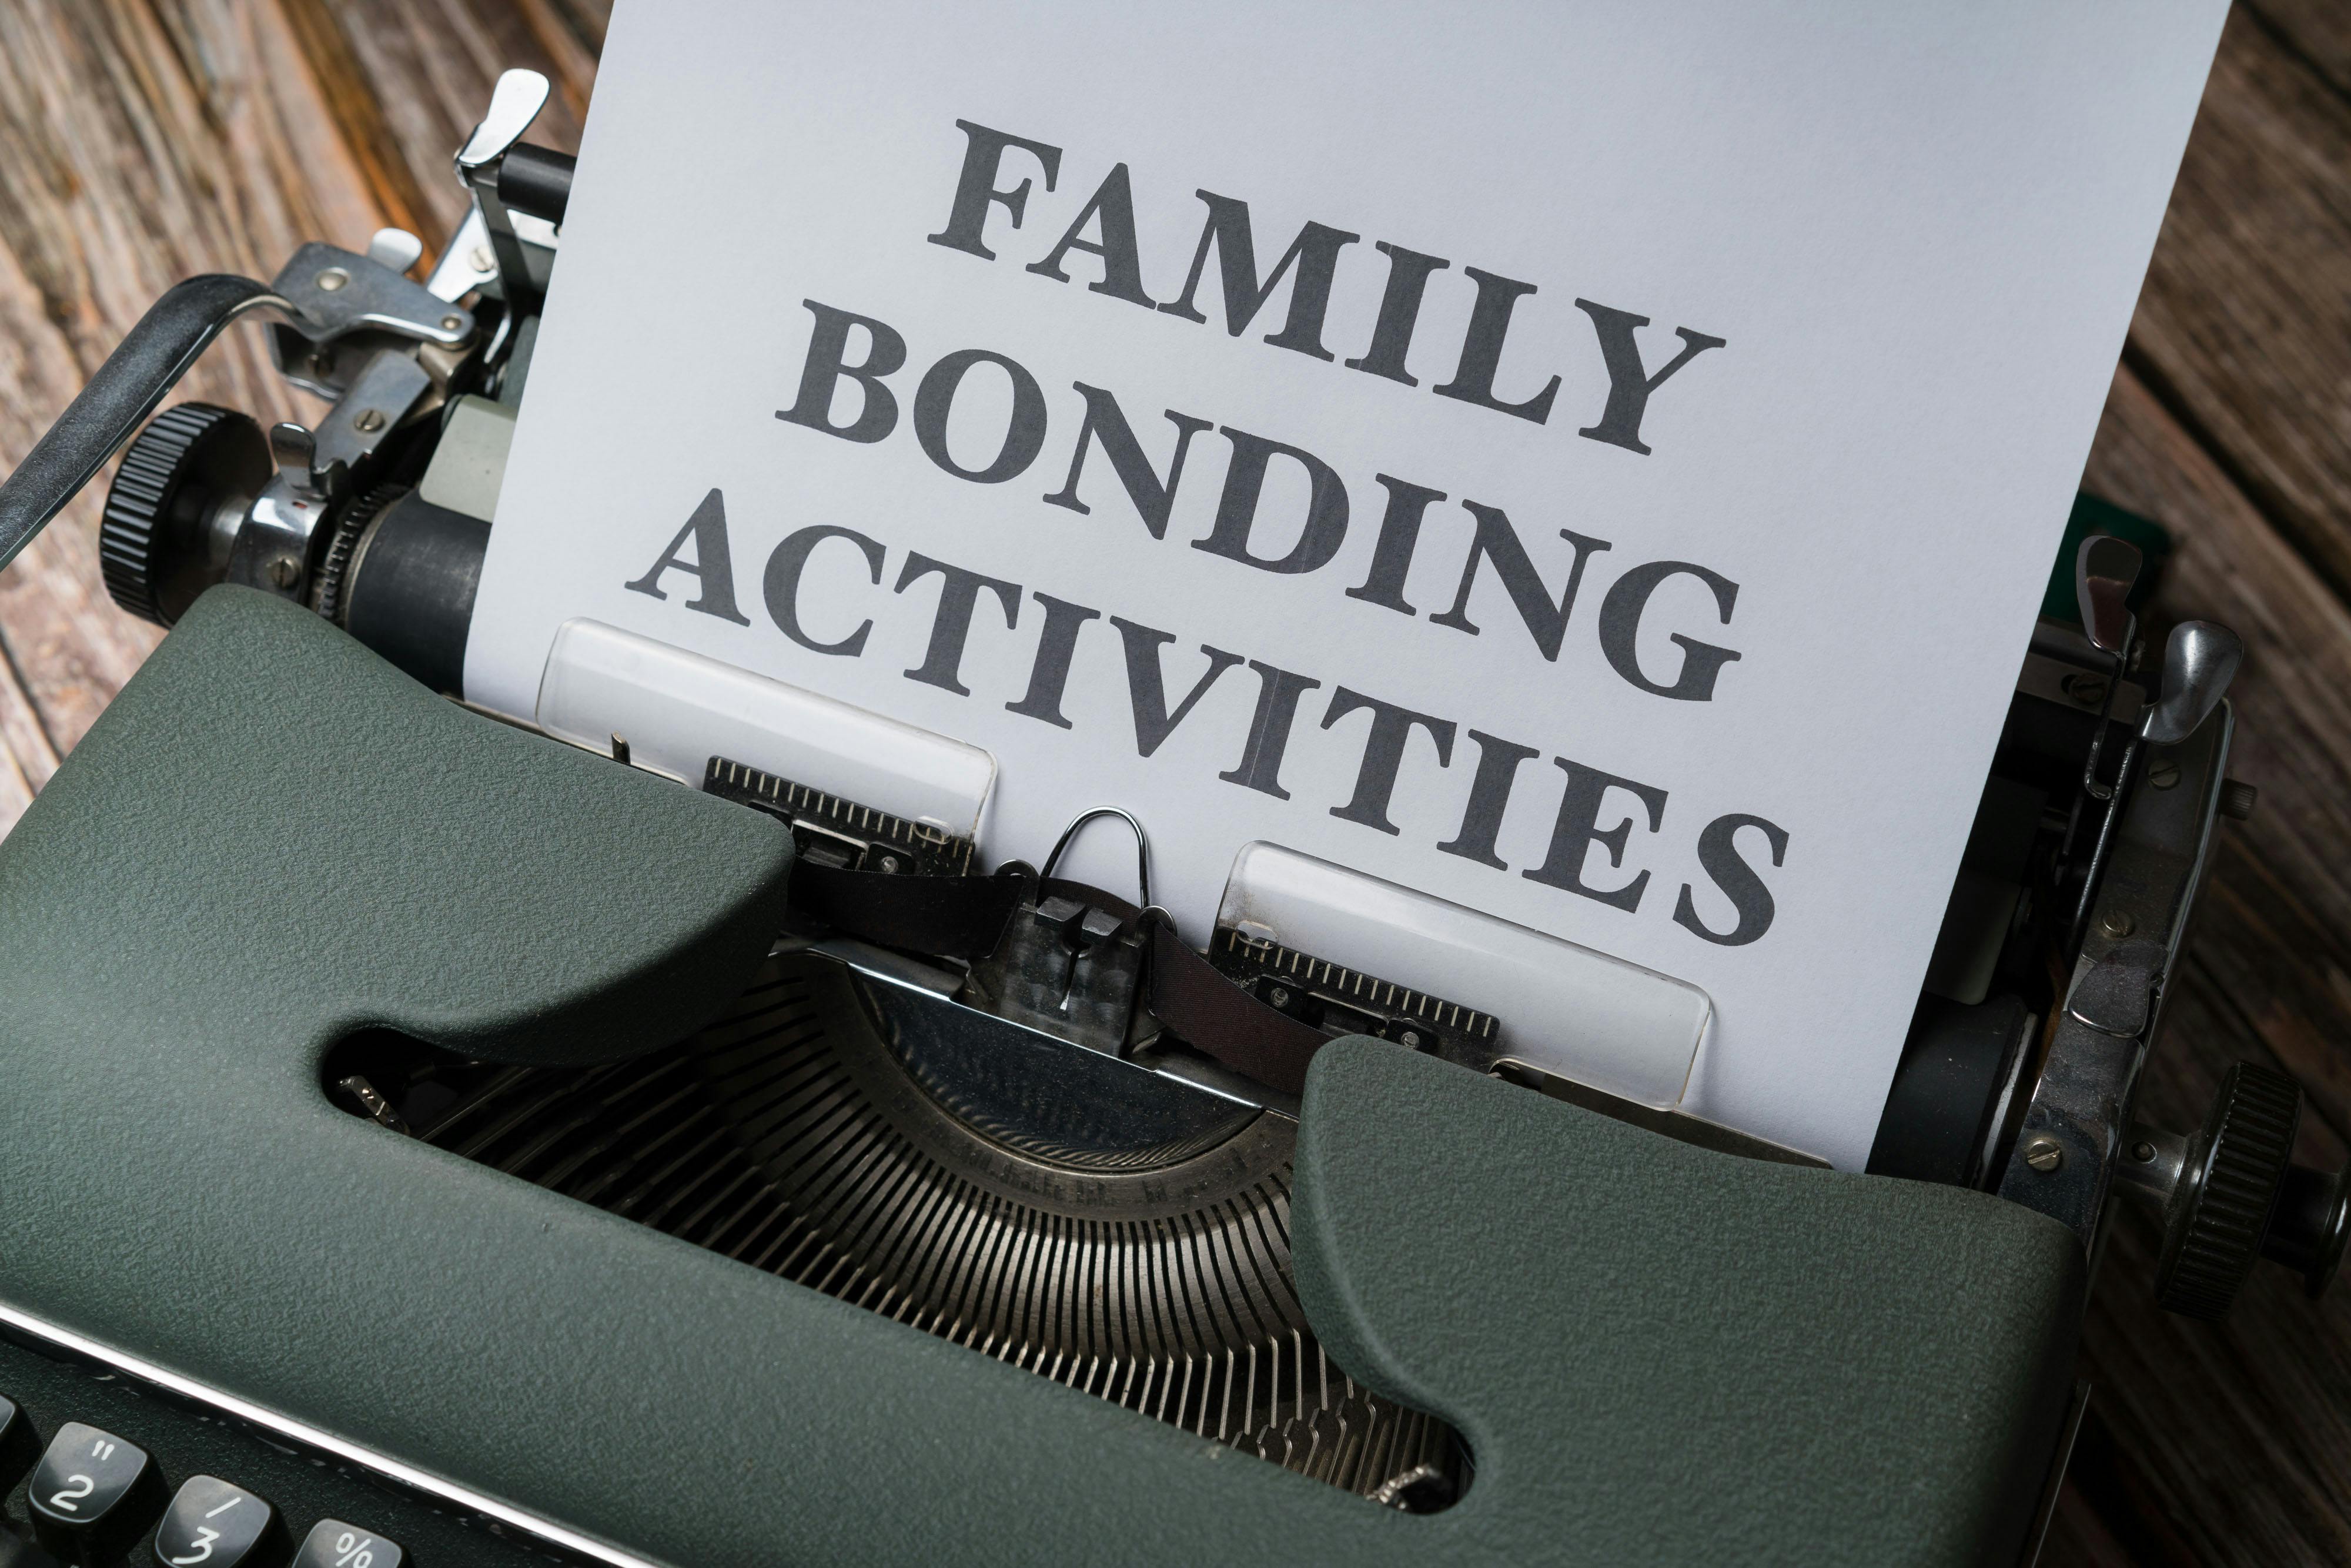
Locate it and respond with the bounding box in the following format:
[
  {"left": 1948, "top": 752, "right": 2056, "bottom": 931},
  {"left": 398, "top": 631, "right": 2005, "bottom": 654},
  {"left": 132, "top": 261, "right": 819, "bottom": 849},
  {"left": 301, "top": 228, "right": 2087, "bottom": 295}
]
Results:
[
  {"left": 2142, "top": 620, "right": 2243, "bottom": 747},
  {"left": 264, "top": 420, "right": 350, "bottom": 507},
  {"left": 269, "top": 422, "right": 319, "bottom": 491},
  {"left": 2074, "top": 534, "right": 2142, "bottom": 659},
  {"left": 2073, "top": 535, "right": 2142, "bottom": 803},
  {"left": 365, "top": 227, "right": 425, "bottom": 277},
  {"left": 455, "top": 68, "right": 551, "bottom": 176},
  {"left": 456, "top": 69, "right": 554, "bottom": 310},
  {"left": 0, "top": 275, "right": 295, "bottom": 574}
]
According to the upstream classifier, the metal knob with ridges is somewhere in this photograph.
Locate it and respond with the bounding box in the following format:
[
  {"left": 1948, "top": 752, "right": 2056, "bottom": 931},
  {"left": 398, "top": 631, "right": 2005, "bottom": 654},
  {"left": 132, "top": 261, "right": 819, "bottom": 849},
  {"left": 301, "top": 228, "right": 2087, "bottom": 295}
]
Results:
[
  {"left": 98, "top": 402, "right": 270, "bottom": 626},
  {"left": 2158, "top": 1061, "right": 2302, "bottom": 1319}
]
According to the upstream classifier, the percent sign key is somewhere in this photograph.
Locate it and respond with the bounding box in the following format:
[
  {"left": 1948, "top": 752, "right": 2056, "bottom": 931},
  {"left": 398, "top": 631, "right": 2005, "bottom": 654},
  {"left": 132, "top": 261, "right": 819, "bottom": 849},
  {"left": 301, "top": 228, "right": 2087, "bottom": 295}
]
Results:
[{"left": 294, "top": 1519, "right": 404, "bottom": 1568}]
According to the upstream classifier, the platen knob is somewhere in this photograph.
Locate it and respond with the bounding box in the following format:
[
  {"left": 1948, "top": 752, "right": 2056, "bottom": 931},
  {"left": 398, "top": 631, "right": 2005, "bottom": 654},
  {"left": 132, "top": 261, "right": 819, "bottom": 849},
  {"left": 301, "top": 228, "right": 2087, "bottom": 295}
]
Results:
[
  {"left": 2157, "top": 1061, "right": 2301, "bottom": 1319},
  {"left": 98, "top": 403, "right": 270, "bottom": 626}
]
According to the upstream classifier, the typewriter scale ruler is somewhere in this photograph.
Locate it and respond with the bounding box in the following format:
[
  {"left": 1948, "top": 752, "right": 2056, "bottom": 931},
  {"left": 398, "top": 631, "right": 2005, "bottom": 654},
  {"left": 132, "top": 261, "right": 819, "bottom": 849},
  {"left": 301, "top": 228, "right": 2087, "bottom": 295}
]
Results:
[
  {"left": 346, "top": 953, "right": 1463, "bottom": 1510},
  {"left": 703, "top": 757, "right": 974, "bottom": 877},
  {"left": 1207, "top": 927, "right": 1500, "bottom": 1061}
]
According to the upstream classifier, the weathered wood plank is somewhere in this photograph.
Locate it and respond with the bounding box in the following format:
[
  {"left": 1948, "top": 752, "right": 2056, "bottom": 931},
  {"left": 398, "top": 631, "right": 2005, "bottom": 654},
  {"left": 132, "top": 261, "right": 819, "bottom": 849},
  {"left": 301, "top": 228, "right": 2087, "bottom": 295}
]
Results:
[
  {"left": 0, "top": 649, "right": 51, "bottom": 818},
  {"left": 2041, "top": 1476, "right": 2141, "bottom": 1568},
  {"left": 0, "top": 0, "right": 382, "bottom": 785},
  {"left": 2125, "top": 6, "right": 2351, "bottom": 603},
  {"left": 2251, "top": 0, "right": 2351, "bottom": 104},
  {"left": 0, "top": 0, "right": 601, "bottom": 824},
  {"left": 315, "top": 0, "right": 596, "bottom": 239},
  {"left": 277, "top": 0, "right": 446, "bottom": 250}
]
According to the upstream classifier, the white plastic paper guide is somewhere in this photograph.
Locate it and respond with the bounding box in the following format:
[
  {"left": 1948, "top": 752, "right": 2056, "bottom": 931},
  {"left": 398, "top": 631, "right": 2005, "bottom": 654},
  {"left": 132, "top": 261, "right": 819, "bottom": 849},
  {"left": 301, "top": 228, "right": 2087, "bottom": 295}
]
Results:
[
  {"left": 537, "top": 619, "right": 994, "bottom": 841},
  {"left": 469, "top": 0, "right": 2227, "bottom": 1167},
  {"left": 1218, "top": 842, "right": 1711, "bottom": 1111}
]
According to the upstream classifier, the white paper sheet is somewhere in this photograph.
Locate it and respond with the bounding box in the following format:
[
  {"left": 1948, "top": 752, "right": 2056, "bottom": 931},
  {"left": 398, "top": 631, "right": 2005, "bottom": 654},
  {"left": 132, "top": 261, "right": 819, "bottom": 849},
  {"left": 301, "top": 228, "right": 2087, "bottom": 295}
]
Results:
[{"left": 467, "top": 0, "right": 2225, "bottom": 1166}]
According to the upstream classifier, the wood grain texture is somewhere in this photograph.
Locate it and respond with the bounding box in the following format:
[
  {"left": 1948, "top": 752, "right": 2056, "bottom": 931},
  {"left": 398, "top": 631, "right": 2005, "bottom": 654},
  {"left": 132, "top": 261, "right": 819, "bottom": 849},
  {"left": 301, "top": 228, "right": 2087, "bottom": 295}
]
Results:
[
  {"left": 2125, "top": 6, "right": 2351, "bottom": 606},
  {"left": 2255, "top": 0, "right": 2351, "bottom": 105},
  {"left": 0, "top": 0, "right": 598, "bottom": 778},
  {"left": 0, "top": 5, "right": 2342, "bottom": 1563},
  {"left": 2055, "top": 367, "right": 2351, "bottom": 1567}
]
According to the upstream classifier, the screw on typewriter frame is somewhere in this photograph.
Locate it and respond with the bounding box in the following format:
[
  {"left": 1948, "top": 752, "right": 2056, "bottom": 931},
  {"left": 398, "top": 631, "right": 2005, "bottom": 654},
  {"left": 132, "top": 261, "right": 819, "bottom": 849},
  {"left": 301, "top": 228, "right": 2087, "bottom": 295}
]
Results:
[
  {"left": 2022, "top": 1136, "right": 2064, "bottom": 1174},
  {"left": 2062, "top": 673, "right": 2110, "bottom": 708}
]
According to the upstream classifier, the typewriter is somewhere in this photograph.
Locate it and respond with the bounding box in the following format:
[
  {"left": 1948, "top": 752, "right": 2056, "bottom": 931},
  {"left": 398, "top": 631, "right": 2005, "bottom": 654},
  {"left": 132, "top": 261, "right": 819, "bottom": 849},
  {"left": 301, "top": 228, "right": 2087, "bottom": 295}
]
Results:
[{"left": 0, "top": 70, "right": 2335, "bottom": 1568}]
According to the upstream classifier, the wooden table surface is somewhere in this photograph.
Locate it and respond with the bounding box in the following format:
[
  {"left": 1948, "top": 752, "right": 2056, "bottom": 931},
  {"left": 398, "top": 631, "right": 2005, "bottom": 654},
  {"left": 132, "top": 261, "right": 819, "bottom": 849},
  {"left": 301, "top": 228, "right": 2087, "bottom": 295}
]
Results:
[{"left": 0, "top": 4, "right": 2346, "bottom": 1562}]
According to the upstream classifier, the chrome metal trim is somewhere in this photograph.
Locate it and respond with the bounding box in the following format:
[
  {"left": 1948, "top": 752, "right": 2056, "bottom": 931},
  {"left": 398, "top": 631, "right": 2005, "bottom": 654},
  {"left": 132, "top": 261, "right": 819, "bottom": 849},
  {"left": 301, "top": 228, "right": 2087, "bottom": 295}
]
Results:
[
  {"left": 0, "top": 1297, "right": 667, "bottom": 1568},
  {"left": 809, "top": 935, "right": 1293, "bottom": 1121},
  {"left": 1994, "top": 703, "right": 2236, "bottom": 1247}
]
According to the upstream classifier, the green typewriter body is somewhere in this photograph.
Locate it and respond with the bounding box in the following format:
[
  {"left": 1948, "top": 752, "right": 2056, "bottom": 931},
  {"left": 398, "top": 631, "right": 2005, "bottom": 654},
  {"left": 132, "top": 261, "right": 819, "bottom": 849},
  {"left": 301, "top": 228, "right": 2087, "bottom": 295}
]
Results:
[{"left": 0, "top": 71, "right": 2324, "bottom": 1568}]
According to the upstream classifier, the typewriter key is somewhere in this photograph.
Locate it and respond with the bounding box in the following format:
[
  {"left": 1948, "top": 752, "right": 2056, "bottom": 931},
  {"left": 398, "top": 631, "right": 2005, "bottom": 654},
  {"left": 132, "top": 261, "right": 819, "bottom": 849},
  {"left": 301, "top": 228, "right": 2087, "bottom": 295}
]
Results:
[
  {"left": 292, "top": 1519, "right": 402, "bottom": 1568},
  {"left": 0, "top": 1394, "right": 34, "bottom": 1493},
  {"left": 153, "top": 1475, "right": 279, "bottom": 1568},
  {"left": 27, "top": 1422, "right": 159, "bottom": 1566}
]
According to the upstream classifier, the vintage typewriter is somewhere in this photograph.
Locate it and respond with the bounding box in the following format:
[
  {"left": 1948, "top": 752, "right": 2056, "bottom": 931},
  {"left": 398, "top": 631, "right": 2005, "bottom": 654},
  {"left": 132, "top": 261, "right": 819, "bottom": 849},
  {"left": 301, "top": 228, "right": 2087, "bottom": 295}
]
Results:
[{"left": 0, "top": 71, "right": 2336, "bottom": 1568}]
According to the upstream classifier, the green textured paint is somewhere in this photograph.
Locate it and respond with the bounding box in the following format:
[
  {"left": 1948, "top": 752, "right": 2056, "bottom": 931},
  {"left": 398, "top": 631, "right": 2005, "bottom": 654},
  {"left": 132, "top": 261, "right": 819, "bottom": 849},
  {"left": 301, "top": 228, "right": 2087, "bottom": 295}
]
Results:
[
  {"left": 0, "top": 587, "right": 2082, "bottom": 1566},
  {"left": 1294, "top": 1040, "right": 2085, "bottom": 1566}
]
